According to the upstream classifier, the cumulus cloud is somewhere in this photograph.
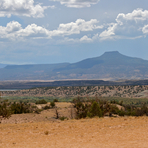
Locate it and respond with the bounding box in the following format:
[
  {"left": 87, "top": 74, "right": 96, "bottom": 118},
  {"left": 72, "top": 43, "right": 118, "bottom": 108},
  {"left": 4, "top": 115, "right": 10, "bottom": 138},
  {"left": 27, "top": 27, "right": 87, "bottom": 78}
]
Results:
[
  {"left": 0, "top": 0, "right": 54, "bottom": 18},
  {"left": 18, "top": 24, "right": 50, "bottom": 38},
  {"left": 57, "top": 33, "right": 100, "bottom": 44},
  {"left": 50, "top": 19, "right": 103, "bottom": 36},
  {"left": 80, "top": 35, "right": 92, "bottom": 42},
  {"left": 142, "top": 25, "right": 148, "bottom": 34},
  {"left": 57, "top": 36, "right": 92, "bottom": 44},
  {"left": 0, "top": 21, "right": 50, "bottom": 40},
  {"left": 0, "top": 19, "right": 103, "bottom": 41},
  {"left": 50, "top": 0, "right": 100, "bottom": 8},
  {"left": 99, "top": 9, "right": 148, "bottom": 40},
  {"left": 5, "top": 21, "right": 22, "bottom": 33}
]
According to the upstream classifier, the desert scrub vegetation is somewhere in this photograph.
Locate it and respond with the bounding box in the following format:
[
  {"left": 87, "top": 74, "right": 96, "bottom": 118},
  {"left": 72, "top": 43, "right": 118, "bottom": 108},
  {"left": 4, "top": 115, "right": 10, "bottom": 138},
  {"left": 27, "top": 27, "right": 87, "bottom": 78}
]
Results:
[
  {"left": 42, "top": 101, "right": 57, "bottom": 110},
  {"left": 1, "top": 96, "right": 62, "bottom": 104},
  {"left": 10, "top": 102, "right": 40, "bottom": 114},
  {"left": 2, "top": 85, "right": 148, "bottom": 98},
  {"left": 0, "top": 92, "right": 11, "bottom": 122},
  {"left": 59, "top": 116, "right": 68, "bottom": 121},
  {"left": 0, "top": 96, "right": 41, "bottom": 122},
  {"left": 35, "top": 99, "right": 47, "bottom": 104},
  {"left": 72, "top": 96, "right": 148, "bottom": 119},
  {"left": 50, "top": 101, "right": 55, "bottom": 108},
  {"left": 42, "top": 99, "right": 58, "bottom": 110},
  {"left": 0, "top": 100, "right": 12, "bottom": 123},
  {"left": 2, "top": 85, "right": 148, "bottom": 97},
  {"left": 72, "top": 96, "right": 111, "bottom": 119}
]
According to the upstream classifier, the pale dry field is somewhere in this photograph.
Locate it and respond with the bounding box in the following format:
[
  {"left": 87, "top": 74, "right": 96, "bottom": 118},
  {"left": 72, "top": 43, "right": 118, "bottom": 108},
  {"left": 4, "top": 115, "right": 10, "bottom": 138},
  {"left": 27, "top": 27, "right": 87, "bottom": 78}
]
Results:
[
  {"left": 1, "top": 116, "right": 148, "bottom": 148},
  {"left": 1, "top": 102, "right": 148, "bottom": 148}
]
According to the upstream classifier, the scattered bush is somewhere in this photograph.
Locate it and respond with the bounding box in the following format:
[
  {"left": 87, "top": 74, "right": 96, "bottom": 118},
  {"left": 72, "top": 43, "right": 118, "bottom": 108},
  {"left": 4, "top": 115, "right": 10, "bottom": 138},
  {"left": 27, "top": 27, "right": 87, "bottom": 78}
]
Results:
[
  {"left": 72, "top": 97, "right": 90, "bottom": 119},
  {"left": 42, "top": 105, "right": 51, "bottom": 110},
  {"left": 59, "top": 116, "right": 68, "bottom": 121},
  {"left": 72, "top": 96, "right": 148, "bottom": 119},
  {"left": 50, "top": 101, "right": 55, "bottom": 108},
  {"left": 10, "top": 102, "right": 40, "bottom": 114},
  {"left": 53, "top": 99, "right": 59, "bottom": 102},
  {"left": 87, "top": 101, "right": 102, "bottom": 118},
  {"left": 0, "top": 100, "right": 12, "bottom": 122},
  {"left": 35, "top": 99, "right": 47, "bottom": 104}
]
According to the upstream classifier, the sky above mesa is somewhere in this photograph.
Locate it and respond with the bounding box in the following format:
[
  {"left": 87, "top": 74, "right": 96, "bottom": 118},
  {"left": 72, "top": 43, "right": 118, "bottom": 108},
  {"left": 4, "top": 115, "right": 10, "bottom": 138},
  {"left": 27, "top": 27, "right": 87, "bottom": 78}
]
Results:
[{"left": 0, "top": 0, "right": 148, "bottom": 64}]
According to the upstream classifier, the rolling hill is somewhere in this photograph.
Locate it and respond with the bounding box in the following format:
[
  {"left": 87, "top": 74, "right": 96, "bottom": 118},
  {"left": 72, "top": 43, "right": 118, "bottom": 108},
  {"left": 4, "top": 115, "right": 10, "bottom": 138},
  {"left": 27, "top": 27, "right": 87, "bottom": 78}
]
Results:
[{"left": 0, "top": 51, "right": 148, "bottom": 80}]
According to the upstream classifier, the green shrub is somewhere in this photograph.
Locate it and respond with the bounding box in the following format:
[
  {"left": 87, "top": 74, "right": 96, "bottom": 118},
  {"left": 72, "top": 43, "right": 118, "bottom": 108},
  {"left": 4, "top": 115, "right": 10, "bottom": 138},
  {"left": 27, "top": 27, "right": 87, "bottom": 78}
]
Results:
[
  {"left": 35, "top": 99, "right": 47, "bottom": 104},
  {"left": 87, "top": 101, "right": 102, "bottom": 118},
  {"left": 59, "top": 116, "right": 68, "bottom": 121},
  {"left": 0, "top": 100, "right": 12, "bottom": 121},
  {"left": 53, "top": 99, "right": 59, "bottom": 102},
  {"left": 72, "top": 97, "right": 90, "bottom": 119},
  {"left": 42, "top": 105, "right": 51, "bottom": 110},
  {"left": 50, "top": 101, "right": 55, "bottom": 108},
  {"left": 118, "top": 110, "right": 125, "bottom": 116},
  {"left": 10, "top": 102, "right": 40, "bottom": 114},
  {"left": 140, "top": 104, "right": 148, "bottom": 116},
  {"left": 109, "top": 105, "right": 121, "bottom": 115}
]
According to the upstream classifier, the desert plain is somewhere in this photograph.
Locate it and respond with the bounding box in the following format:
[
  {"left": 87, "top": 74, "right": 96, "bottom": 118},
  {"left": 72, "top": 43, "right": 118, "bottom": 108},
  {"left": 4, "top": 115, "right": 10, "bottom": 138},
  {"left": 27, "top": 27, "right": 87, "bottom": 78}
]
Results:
[{"left": 1, "top": 102, "right": 148, "bottom": 148}]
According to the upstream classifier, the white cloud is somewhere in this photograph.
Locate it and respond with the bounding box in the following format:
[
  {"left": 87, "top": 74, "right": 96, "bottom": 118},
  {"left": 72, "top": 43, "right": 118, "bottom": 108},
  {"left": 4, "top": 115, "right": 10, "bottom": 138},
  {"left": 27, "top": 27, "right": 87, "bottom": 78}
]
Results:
[
  {"left": 50, "top": 0, "right": 100, "bottom": 8},
  {"left": 116, "top": 8, "right": 148, "bottom": 23},
  {"left": 0, "top": 19, "right": 102, "bottom": 41},
  {"left": 142, "top": 25, "right": 148, "bottom": 34},
  {"left": 99, "top": 23, "right": 116, "bottom": 38},
  {"left": 6, "top": 21, "right": 22, "bottom": 33},
  {"left": 0, "top": 21, "right": 50, "bottom": 40},
  {"left": 57, "top": 33, "right": 100, "bottom": 44},
  {"left": 80, "top": 35, "right": 92, "bottom": 42},
  {"left": 18, "top": 24, "right": 50, "bottom": 38},
  {"left": 99, "top": 9, "right": 148, "bottom": 40},
  {"left": 57, "top": 37, "right": 79, "bottom": 44},
  {"left": 0, "top": 0, "right": 54, "bottom": 18},
  {"left": 50, "top": 19, "right": 103, "bottom": 36}
]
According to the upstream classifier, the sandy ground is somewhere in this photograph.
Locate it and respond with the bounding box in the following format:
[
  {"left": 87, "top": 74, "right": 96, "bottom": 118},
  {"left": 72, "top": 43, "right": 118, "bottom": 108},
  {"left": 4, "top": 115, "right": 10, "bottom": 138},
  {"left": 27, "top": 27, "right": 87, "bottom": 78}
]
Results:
[
  {"left": 1, "top": 116, "right": 148, "bottom": 148},
  {"left": 1, "top": 102, "right": 148, "bottom": 148},
  {"left": 1, "top": 103, "right": 73, "bottom": 124}
]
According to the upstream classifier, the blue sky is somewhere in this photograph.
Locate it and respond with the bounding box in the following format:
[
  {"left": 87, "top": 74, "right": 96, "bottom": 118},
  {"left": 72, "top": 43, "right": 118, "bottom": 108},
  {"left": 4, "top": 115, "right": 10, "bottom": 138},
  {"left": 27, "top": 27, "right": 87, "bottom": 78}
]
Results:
[{"left": 0, "top": 0, "right": 148, "bottom": 64}]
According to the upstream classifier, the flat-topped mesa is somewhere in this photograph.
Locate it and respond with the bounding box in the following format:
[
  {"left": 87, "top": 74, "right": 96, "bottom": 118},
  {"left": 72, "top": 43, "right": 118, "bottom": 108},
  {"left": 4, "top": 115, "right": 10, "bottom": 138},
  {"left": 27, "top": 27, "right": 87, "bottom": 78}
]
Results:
[
  {"left": 0, "top": 51, "right": 148, "bottom": 80},
  {"left": 104, "top": 51, "right": 120, "bottom": 55},
  {"left": 100, "top": 51, "right": 124, "bottom": 58}
]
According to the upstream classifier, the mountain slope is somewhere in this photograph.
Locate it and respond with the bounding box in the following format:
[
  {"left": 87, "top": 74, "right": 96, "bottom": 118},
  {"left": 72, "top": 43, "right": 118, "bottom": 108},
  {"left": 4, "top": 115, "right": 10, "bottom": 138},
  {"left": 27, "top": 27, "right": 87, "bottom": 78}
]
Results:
[
  {"left": 0, "top": 64, "right": 7, "bottom": 69},
  {"left": 0, "top": 51, "right": 148, "bottom": 80},
  {"left": 52, "top": 51, "right": 148, "bottom": 80}
]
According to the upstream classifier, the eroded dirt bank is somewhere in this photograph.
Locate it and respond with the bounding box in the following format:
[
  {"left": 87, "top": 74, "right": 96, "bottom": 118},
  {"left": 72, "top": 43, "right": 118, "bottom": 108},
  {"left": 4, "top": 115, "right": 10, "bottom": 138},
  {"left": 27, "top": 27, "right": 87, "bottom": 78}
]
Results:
[{"left": 1, "top": 116, "right": 148, "bottom": 148}]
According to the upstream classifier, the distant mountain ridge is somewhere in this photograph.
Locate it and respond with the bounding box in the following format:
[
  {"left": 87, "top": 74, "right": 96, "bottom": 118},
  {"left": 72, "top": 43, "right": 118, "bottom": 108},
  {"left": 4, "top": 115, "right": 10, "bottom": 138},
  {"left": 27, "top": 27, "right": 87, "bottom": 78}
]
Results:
[{"left": 0, "top": 51, "right": 148, "bottom": 80}]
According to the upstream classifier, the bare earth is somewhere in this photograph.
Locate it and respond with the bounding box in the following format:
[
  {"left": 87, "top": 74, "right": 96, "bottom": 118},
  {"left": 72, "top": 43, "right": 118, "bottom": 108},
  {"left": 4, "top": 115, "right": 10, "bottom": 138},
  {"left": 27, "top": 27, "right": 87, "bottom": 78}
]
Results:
[
  {"left": 1, "top": 103, "right": 148, "bottom": 148},
  {"left": 1, "top": 117, "right": 148, "bottom": 148}
]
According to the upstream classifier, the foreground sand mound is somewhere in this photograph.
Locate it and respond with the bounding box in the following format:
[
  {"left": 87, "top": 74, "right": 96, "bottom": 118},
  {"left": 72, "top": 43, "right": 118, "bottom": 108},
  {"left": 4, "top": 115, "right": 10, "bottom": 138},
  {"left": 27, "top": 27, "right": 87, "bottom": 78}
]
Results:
[{"left": 1, "top": 116, "right": 148, "bottom": 148}]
